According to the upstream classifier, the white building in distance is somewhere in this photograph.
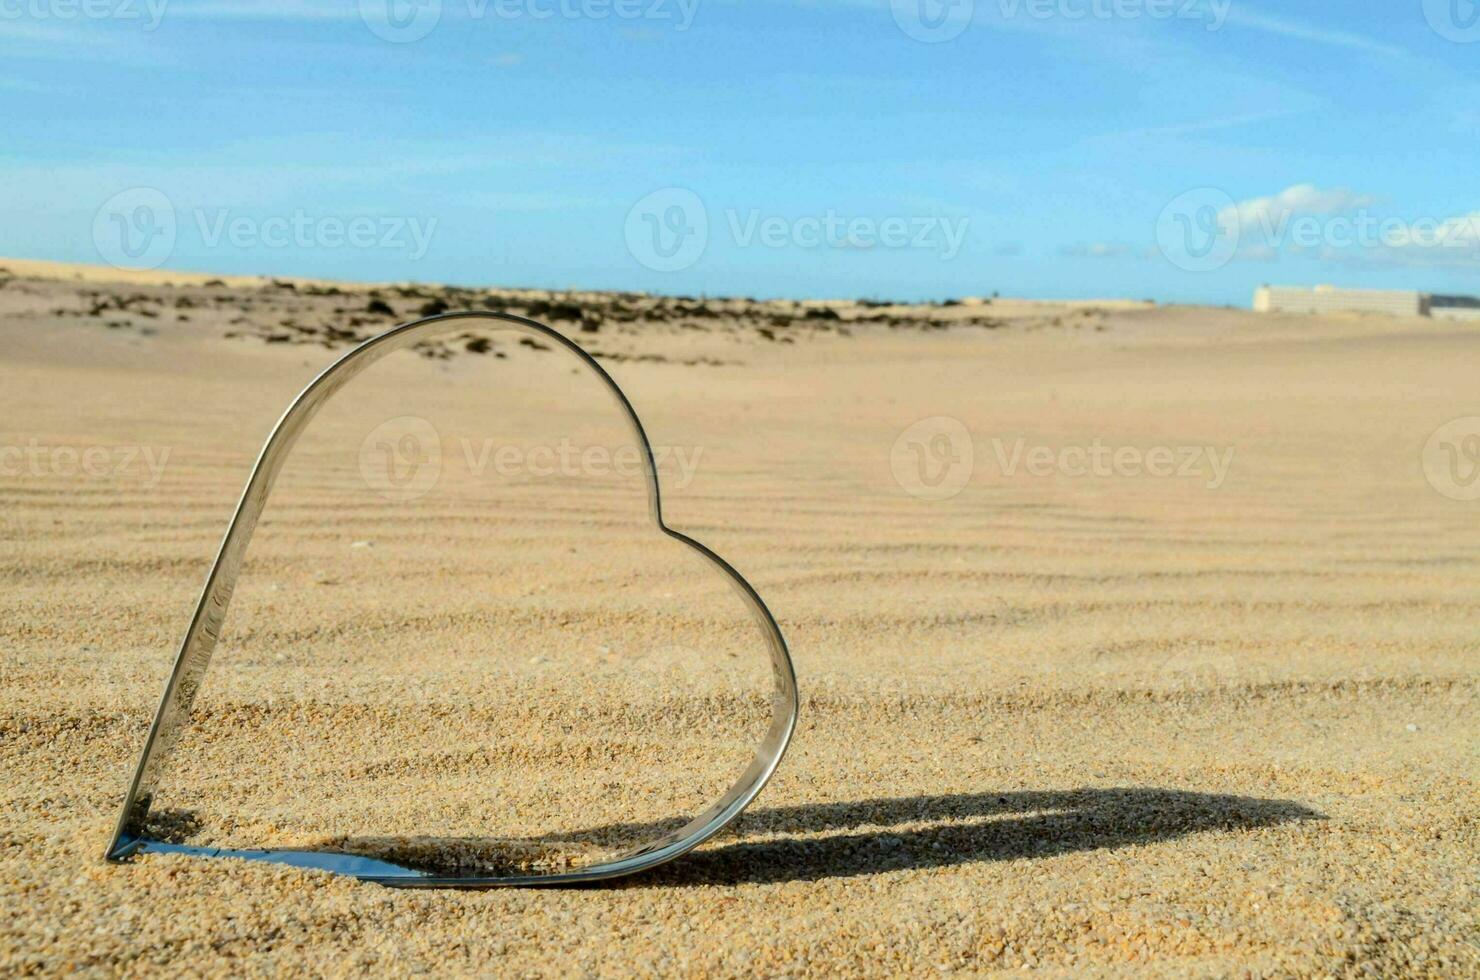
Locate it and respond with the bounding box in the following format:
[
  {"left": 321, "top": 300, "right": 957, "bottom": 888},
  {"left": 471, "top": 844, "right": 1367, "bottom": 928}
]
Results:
[
  {"left": 1430, "top": 295, "right": 1480, "bottom": 322},
  {"left": 1254, "top": 285, "right": 1427, "bottom": 317},
  {"left": 1254, "top": 285, "right": 1480, "bottom": 321}
]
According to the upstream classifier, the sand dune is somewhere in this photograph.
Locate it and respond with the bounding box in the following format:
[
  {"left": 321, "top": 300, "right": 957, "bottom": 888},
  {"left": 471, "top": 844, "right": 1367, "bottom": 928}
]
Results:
[{"left": 1, "top": 262, "right": 1475, "bottom": 975}]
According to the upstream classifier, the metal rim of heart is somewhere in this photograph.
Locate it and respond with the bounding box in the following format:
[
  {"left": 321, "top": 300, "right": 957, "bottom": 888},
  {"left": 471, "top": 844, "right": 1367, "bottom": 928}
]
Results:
[{"left": 103, "top": 310, "right": 800, "bottom": 888}]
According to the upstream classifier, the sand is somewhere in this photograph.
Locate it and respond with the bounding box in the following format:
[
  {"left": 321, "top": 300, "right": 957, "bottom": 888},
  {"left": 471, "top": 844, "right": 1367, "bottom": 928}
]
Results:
[{"left": 0, "top": 261, "right": 1476, "bottom": 976}]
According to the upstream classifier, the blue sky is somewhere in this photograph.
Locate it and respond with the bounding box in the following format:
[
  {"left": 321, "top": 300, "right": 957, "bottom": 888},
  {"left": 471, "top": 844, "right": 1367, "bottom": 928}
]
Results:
[{"left": 1, "top": 0, "right": 1476, "bottom": 304}]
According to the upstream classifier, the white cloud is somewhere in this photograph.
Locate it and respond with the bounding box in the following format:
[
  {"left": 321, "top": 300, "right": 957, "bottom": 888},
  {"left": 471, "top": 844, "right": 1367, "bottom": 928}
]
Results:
[
  {"left": 1234, "top": 243, "right": 1280, "bottom": 263},
  {"left": 1382, "top": 212, "right": 1480, "bottom": 250},
  {"left": 1060, "top": 242, "right": 1141, "bottom": 260},
  {"left": 1361, "top": 212, "right": 1480, "bottom": 269},
  {"left": 1212, "top": 186, "right": 1480, "bottom": 271},
  {"left": 454, "top": 191, "right": 605, "bottom": 211},
  {"left": 1132, "top": 107, "right": 1315, "bottom": 138},
  {"left": 1219, "top": 184, "right": 1376, "bottom": 240},
  {"left": 0, "top": 74, "right": 78, "bottom": 94}
]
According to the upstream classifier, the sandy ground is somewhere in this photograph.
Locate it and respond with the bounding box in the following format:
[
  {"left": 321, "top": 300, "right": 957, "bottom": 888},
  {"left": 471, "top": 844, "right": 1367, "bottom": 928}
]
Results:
[{"left": 1, "top": 261, "right": 1476, "bottom": 976}]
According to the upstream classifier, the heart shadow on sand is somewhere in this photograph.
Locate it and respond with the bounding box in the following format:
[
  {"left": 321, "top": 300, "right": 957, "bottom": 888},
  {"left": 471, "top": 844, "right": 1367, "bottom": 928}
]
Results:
[{"left": 311, "top": 788, "right": 1323, "bottom": 888}]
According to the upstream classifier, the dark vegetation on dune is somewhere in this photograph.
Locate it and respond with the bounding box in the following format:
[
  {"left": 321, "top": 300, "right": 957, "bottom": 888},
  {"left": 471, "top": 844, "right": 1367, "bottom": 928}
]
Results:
[{"left": 31, "top": 275, "right": 1108, "bottom": 365}]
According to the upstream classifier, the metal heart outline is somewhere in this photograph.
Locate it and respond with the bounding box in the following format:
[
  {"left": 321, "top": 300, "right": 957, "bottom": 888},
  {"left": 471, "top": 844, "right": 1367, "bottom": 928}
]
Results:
[{"left": 104, "top": 311, "right": 799, "bottom": 887}]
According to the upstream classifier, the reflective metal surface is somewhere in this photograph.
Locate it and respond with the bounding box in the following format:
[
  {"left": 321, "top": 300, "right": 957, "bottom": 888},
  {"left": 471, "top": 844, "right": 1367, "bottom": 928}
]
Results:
[{"left": 104, "top": 311, "right": 799, "bottom": 887}]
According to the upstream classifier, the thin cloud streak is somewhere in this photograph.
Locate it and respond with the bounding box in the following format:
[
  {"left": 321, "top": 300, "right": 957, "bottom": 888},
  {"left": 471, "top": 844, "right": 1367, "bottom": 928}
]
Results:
[{"left": 1223, "top": 7, "right": 1408, "bottom": 59}]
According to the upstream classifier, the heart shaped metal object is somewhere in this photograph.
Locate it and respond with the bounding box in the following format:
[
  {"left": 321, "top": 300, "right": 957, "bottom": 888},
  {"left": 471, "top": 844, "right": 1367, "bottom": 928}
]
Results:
[{"left": 104, "top": 311, "right": 799, "bottom": 887}]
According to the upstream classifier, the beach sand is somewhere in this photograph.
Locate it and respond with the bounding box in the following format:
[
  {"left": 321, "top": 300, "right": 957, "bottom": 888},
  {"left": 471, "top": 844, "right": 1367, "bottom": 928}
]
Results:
[{"left": 1, "top": 261, "right": 1476, "bottom": 975}]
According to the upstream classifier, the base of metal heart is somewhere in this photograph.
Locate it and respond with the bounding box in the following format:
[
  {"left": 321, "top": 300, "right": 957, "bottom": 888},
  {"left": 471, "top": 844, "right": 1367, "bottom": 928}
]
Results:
[{"left": 103, "top": 311, "right": 799, "bottom": 887}]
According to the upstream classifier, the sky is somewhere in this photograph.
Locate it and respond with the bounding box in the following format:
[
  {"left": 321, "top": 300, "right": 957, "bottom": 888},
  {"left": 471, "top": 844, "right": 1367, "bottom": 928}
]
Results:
[{"left": 0, "top": 0, "right": 1476, "bottom": 305}]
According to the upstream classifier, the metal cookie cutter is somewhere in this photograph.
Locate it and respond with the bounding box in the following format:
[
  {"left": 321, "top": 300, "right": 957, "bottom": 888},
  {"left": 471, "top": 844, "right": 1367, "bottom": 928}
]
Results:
[{"left": 104, "top": 312, "right": 799, "bottom": 887}]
